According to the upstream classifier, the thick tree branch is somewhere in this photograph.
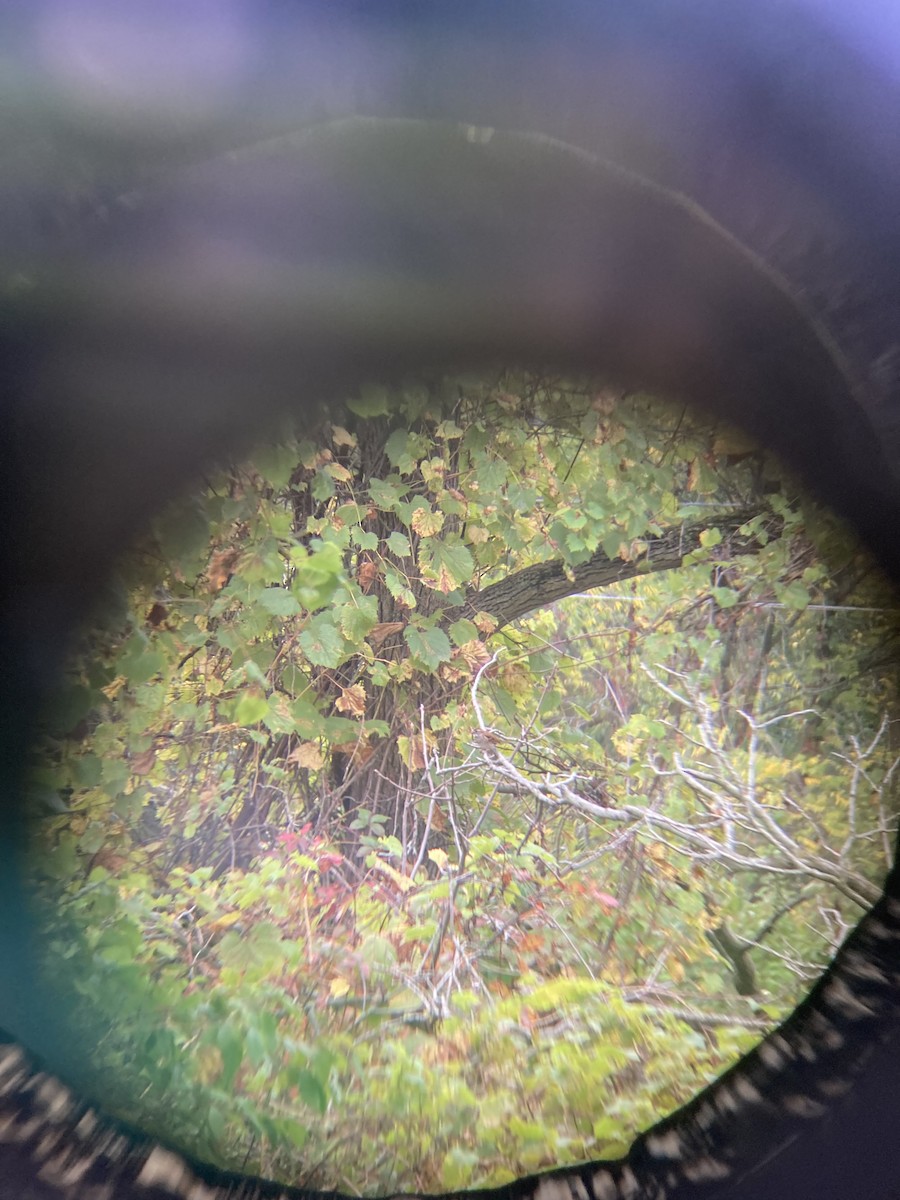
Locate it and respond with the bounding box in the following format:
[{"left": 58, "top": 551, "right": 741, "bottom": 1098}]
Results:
[{"left": 468, "top": 504, "right": 782, "bottom": 628}]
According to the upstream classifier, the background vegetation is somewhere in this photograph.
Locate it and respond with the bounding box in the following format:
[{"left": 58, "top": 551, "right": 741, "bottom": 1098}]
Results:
[{"left": 29, "top": 374, "right": 900, "bottom": 1193}]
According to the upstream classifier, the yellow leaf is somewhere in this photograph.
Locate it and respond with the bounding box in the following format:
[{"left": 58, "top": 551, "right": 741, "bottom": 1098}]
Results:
[
  {"left": 410, "top": 507, "right": 444, "bottom": 537},
  {"left": 330, "top": 977, "right": 351, "bottom": 998},
  {"left": 431, "top": 566, "right": 455, "bottom": 594},
  {"left": 472, "top": 610, "right": 498, "bottom": 634},
  {"left": 331, "top": 425, "right": 357, "bottom": 448},
  {"left": 428, "top": 848, "right": 449, "bottom": 871},
  {"left": 288, "top": 741, "right": 325, "bottom": 770},
  {"left": 209, "top": 910, "right": 243, "bottom": 931},
  {"left": 195, "top": 1044, "right": 223, "bottom": 1086},
  {"left": 325, "top": 462, "right": 353, "bottom": 482},
  {"left": 370, "top": 858, "right": 414, "bottom": 892},
  {"left": 499, "top": 662, "right": 532, "bottom": 698},
  {"left": 101, "top": 676, "right": 127, "bottom": 700}
]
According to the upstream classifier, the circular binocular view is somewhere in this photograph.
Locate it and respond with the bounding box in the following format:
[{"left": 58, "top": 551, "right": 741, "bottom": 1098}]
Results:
[
  {"left": 25, "top": 379, "right": 900, "bottom": 1193},
  {"left": 4, "top": 5, "right": 900, "bottom": 1200}
]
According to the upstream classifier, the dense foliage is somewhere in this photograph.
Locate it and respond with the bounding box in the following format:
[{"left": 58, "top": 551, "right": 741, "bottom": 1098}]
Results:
[{"left": 29, "top": 375, "right": 899, "bottom": 1193}]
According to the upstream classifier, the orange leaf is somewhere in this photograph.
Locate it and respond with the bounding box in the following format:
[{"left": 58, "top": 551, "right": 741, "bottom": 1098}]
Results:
[{"left": 208, "top": 547, "right": 240, "bottom": 592}]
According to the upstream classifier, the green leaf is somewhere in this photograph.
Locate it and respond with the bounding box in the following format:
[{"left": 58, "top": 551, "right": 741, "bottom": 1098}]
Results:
[
  {"left": 290, "top": 697, "right": 327, "bottom": 738},
  {"left": 101, "top": 757, "right": 131, "bottom": 792},
  {"left": 384, "top": 566, "right": 417, "bottom": 609},
  {"left": 234, "top": 689, "right": 269, "bottom": 725},
  {"left": 385, "top": 429, "right": 417, "bottom": 472},
  {"left": 299, "top": 615, "right": 348, "bottom": 668},
  {"left": 74, "top": 755, "right": 103, "bottom": 788},
  {"left": 777, "top": 580, "right": 812, "bottom": 611},
  {"left": 435, "top": 420, "right": 464, "bottom": 440},
  {"left": 275, "top": 1116, "right": 310, "bottom": 1148},
  {"left": 404, "top": 624, "right": 452, "bottom": 670},
  {"left": 153, "top": 499, "right": 210, "bottom": 577},
  {"left": 258, "top": 587, "right": 301, "bottom": 617},
  {"left": 448, "top": 618, "right": 479, "bottom": 647},
  {"left": 263, "top": 694, "right": 297, "bottom": 735},
  {"left": 385, "top": 531, "right": 412, "bottom": 558},
  {"left": 418, "top": 538, "right": 475, "bottom": 590},
  {"left": 474, "top": 458, "right": 508, "bottom": 493},
  {"left": 118, "top": 634, "right": 165, "bottom": 684},
  {"left": 254, "top": 443, "right": 298, "bottom": 489},
  {"left": 296, "top": 1069, "right": 328, "bottom": 1115},
  {"left": 347, "top": 384, "right": 391, "bottom": 417},
  {"left": 368, "top": 477, "right": 408, "bottom": 511},
  {"left": 311, "top": 470, "right": 336, "bottom": 502},
  {"left": 245, "top": 1025, "right": 267, "bottom": 1069},
  {"left": 238, "top": 539, "right": 285, "bottom": 586},
  {"left": 218, "top": 921, "right": 284, "bottom": 974},
  {"left": 290, "top": 541, "right": 345, "bottom": 609},
  {"left": 602, "top": 530, "right": 625, "bottom": 559},
  {"left": 711, "top": 587, "right": 739, "bottom": 609},
  {"left": 336, "top": 595, "right": 379, "bottom": 641},
  {"left": 217, "top": 1025, "right": 244, "bottom": 1090},
  {"left": 442, "top": 1148, "right": 480, "bottom": 1191},
  {"left": 206, "top": 1106, "right": 228, "bottom": 1146},
  {"left": 506, "top": 483, "right": 539, "bottom": 513}
]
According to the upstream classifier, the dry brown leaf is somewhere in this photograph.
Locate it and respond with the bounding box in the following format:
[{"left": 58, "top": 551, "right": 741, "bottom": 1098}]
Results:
[
  {"left": 208, "top": 547, "right": 240, "bottom": 592},
  {"left": 358, "top": 559, "right": 379, "bottom": 593},
  {"left": 368, "top": 620, "right": 404, "bottom": 647},
  {"left": 335, "top": 684, "right": 367, "bottom": 718},
  {"left": 130, "top": 748, "right": 156, "bottom": 775},
  {"left": 457, "top": 639, "right": 493, "bottom": 670},
  {"left": 146, "top": 602, "right": 168, "bottom": 628},
  {"left": 349, "top": 740, "right": 375, "bottom": 769},
  {"left": 88, "top": 848, "right": 127, "bottom": 875},
  {"left": 398, "top": 732, "right": 434, "bottom": 771}
]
